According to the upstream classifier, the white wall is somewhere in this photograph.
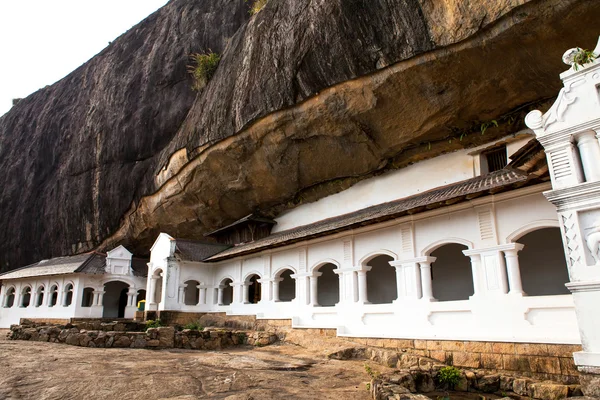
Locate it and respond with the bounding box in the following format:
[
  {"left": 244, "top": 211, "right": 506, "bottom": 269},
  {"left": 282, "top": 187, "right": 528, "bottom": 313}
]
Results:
[
  {"left": 274, "top": 134, "right": 533, "bottom": 232},
  {"left": 155, "top": 183, "right": 581, "bottom": 344}
]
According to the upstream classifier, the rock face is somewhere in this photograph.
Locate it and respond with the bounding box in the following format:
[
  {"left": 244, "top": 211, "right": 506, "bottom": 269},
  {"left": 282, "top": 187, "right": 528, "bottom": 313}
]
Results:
[{"left": 0, "top": 0, "right": 599, "bottom": 268}]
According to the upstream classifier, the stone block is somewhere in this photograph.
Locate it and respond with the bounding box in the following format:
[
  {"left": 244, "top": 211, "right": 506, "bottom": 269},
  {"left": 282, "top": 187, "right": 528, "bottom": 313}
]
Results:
[
  {"left": 441, "top": 341, "right": 464, "bottom": 352},
  {"left": 492, "top": 342, "right": 515, "bottom": 354},
  {"left": 397, "top": 354, "right": 420, "bottom": 369},
  {"left": 476, "top": 374, "right": 500, "bottom": 393},
  {"left": 516, "top": 343, "right": 550, "bottom": 356},
  {"left": 113, "top": 336, "right": 131, "bottom": 348},
  {"left": 426, "top": 341, "right": 443, "bottom": 350},
  {"left": 157, "top": 327, "right": 175, "bottom": 348},
  {"left": 79, "top": 335, "right": 91, "bottom": 347},
  {"left": 481, "top": 353, "right": 503, "bottom": 369},
  {"left": 580, "top": 373, "right": 600, "bottom": 398},
  {"left": 65, "top": 333, "right": 80, "bottom": 346},
  {"left": 500, "top": 375, "right": 514, "bottom": 392},
  {"left": 464, "top": 341, "right": 492, "bottom": 353},
  {"left": 132, "top": 337, "right": 147, "bottom": 348},
  {"left": 388, "top": 372, "right": 416, "bottom": 393},
  {"left": 503, "top": 354, "right": 530, "bottom": 371},
  {"left": 414, "top": 340, "right": 427, "bottom": 350},
  {"left": 412, "top": 372, "right": 435, "bottom": 393},
  {"left": 513, "top": 378, "right": 534, "bottom": 396},
  {"left": 429, "top": 351, "right": 446, "bottom": 363},
  {"left": 455, "top": 375, "right": 468, "bottom": 392},
  {"left": 546, "top": 344, "right": 582, "bottom": 357},
  {"left": 529, "top": 356, "right": 561, "bottom": 374},
  {"left": 531, "top": 383, "right": 569, "bottom": 400},
  {"left": 106, "top": 336, "right": 115, "bottom": 348},
  {"left": 452, "top": 352, "right": 481, "bottom": 368},
  {"left": 559, "top": 357, "right": 579, "bottom": 376},
  {"left": 194, "top": 337, "right": 205, "bottom": 349},
  {"left": 146, "top": 339, "right": 160, "bottom": 347}
]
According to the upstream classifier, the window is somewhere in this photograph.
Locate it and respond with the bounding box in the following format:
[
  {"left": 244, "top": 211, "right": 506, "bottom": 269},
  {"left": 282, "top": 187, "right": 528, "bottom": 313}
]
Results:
[{"left": 480, "top": 145, "right": 507, "bottom": 174}]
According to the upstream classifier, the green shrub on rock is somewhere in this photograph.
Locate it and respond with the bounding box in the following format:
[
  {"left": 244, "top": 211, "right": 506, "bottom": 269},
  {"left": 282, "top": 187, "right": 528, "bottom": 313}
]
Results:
[
  {"left": 438, "top": 366, "right": 461, "bottom": 389},
  {"left": 187, "top": 51, "right": 221, "bottom": 91},
  {"left": 145, "top": 319, "right": 162, "bottom": 330}
]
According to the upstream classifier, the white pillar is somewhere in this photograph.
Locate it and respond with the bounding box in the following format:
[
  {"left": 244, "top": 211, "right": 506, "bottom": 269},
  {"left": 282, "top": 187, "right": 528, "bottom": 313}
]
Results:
[
  {"left": 273, "top": 278, "right": 282, "bottom": 302},
  {"left": 357, "top": 267, "right": 371, "bottom": 304},
  {"left": 419, "top": 257, "right": 436, "bottom": 301},
  {"left": 97, "top": 291, "right": 105, "bottom": 307},
  {"left": 464, "top": 253, "right": 483, "bottom": 297},
  {"left": 577, "top": 130, "right": 600, "bottom": 182},
  {"left": 198, "top": 285, "right": 206, "bottom": 305},
  {"left": 148, "top": 276, "right": 158, "bottom": 307},
  {"left": 242, "top": 283, "right": 250, "bottom": 304},
  {"left": 217, "top": 286, "right": 225, "bottom": 305},
  {"left": 178, "top": 284, "right": 186, "bottom": 305},
  {"left": 309, "top": 272, "right": 321, "bottom": 306},
  {"left": 504, "top": 244, "right": 526, "bottom": 295},
  {"left": 127, "top": 288, "right": 137, "bottom": 307}
]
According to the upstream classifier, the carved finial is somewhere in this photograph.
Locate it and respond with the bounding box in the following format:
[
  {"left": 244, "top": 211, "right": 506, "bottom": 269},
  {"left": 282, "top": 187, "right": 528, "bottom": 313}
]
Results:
[
  {"left": 562, "top": 48, "right": 579, "bottom": 66},
  {"left": 525, "top": 110, "right": 544, "bottom": 131}
]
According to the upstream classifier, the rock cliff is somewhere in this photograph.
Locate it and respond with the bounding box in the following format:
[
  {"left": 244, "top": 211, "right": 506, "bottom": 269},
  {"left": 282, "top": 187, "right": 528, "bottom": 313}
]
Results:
[{"left": 0, "top": 0, "right": 599, "bottom": 269}]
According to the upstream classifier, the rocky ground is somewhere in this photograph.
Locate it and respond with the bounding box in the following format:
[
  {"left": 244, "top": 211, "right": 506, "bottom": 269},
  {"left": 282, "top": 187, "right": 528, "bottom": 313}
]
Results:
[{"left": 0, "top": 329, "right": 375, "bottom": 400}]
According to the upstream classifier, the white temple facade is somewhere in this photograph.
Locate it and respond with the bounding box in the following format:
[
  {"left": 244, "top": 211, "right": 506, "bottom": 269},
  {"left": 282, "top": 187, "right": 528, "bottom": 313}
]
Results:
[
  {"left": 525, "top": 37, "right": 600, "bottom": 375},
  {"left": 0, "top": 245, "right": 147, "bottom": 327},
  {"left": 146, "top": 129, "right": 580, "bottom": 344}
]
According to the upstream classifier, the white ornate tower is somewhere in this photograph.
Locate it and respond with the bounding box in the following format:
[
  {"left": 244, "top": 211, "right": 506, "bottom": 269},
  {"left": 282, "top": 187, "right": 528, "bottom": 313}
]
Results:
[{"left": 526, "top": 36, "right": 600, "bottom": 396}]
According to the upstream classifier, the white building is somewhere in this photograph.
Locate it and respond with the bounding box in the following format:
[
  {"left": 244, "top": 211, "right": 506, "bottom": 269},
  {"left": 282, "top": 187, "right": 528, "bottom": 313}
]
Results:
[
  {"left": 146, "top": 130, "right": 579, "bottom": 344},
  {"left": 0, "top": 245, "right": 147, "bottom": 327},
  {"left": 146, "top": 39, "right": 600, "bottom": 389}
]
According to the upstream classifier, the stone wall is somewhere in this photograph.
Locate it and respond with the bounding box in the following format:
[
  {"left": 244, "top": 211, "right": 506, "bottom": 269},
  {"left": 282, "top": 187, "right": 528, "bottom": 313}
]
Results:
[
  {"left": 341, "top": 337, "right": 581, "bottom": 384},
  {"left": 8, "top": 320, "right": 277, "bottom": 350}
]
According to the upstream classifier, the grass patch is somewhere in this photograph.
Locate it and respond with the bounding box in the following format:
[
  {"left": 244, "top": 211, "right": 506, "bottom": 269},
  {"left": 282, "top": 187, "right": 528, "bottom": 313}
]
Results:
[{"left": 187, "top": 51, "right": 221, "bottom": 91}]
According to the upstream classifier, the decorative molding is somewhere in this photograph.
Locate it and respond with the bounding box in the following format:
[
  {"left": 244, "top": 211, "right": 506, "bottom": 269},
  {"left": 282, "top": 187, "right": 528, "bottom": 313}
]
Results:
[{"left": 566, "top": 280, "right": 600, "bottom": 293}]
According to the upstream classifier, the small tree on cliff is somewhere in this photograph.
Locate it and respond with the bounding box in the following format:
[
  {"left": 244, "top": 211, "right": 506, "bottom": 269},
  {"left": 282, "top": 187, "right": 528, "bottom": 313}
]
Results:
[{"left": 187, "top": 51, "right": 221, "bottom": 91}]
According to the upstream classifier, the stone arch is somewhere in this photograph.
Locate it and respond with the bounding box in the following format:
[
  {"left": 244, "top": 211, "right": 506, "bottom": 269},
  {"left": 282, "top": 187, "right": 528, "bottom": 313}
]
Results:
[
  {"left": 63, "top": 282, "right": 74, "bottom": 306},
  {"left": 184, "top": 280, "right": 200, "bottom": 306},
  {"left": 506, "top": 219, "right": 560, "bottom": 243},
  {"left": 219, "top": 277, "right": 234, "bottom": 306},
  {"left": 364, "top": 254, "right": 397, "bottom": 304},
  {"left": 20, "top": 285, "right": 32, "bottom": 307},
  {"left": 48, "top": 284, "right": 59, "bottom": 307},
  {"left": 35, "top": 284, "right": 45, "bottom": 307},
  {"left": 422, "top": 238, "right": 473, "bottom": 256},
  {"left": 245, "top": 273, "right": 262, "bottom": 304},
  {"left": 3, "top": 286, "right": 16, "bottom": 308},
  {"left": 310, "top": 259, "right": 341, "bottom": 273},
  {"left": 315, "top": 262, "right": 339, "bottom": 307},
  {"left": 275, "top": 267, "right": 296, "bottom": 302},
  {"left": 81, "top": 287, "right": 95, "bottom": 307},
  {"left": 515, "top": 227, "right": 569, "bottom": 296},
  {"left": 152, "top": 269, "right": 164, "bottom": 305},
  {"left": 358, "top": 250, "right": 398, "bottom": 266},
  {"left": 429, "top": 243, "right": 473, "bottom": 301},
  {"left": 103, "top": 281, "right": 129, "bottom": 318}
]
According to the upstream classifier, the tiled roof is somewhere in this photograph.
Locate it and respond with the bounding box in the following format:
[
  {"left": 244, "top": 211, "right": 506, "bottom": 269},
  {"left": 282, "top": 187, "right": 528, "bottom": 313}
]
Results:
[
  {"left": 175, "top": 239, "right": 231, "bottom": 262},
  {"left": 206, "top": 169, "right": 530, "bottom": 262},
  {"left": 205, "top": 214, "right": 277, "bottom": 237},
  {"left": 0, "top": 253, "right": 106, "bottom": 280},
  {"left": 0, "top": 252, "right": 149, "bottom": 280}
]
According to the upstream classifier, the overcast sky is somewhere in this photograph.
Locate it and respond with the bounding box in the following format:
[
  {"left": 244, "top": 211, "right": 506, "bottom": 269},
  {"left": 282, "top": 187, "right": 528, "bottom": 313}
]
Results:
[{"left": 0, "top": 0, "right": 169, "bottom": 117}]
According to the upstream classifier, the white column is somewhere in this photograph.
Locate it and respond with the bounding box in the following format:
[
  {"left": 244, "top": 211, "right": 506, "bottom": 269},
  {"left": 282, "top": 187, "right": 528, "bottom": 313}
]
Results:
[
  {"left": 577, "top": 130, "right": 600, "bottom": 182},
  {"left": 504, "top": 244, "right": 526, "bottom": 295},
  {"left": 393, "top": 266, "right": 404, "bottom": 299},
  {"left": 273, "top": 278, "right": 282, "bottom": 302},
  {"left": 148, "top": 277, "right": 158, "bottom": 307},
  {"left": 357, "top": 267, "right": 371, "bottom": 304},
  {"left": 127, "top": 288, "right": 137, "bottom": 307},
  {"left": 217, "top": 285, "right": 225, "bottom": 305},
  {"left": 178, "top": 284, "right": 186, "bottom": 305},
  {"left": 96, "top": 291, "right": 105, "bottom": 307},
  {"left": 242, "top": 283, "right": 250, "bottom": 304},
  {"left": 464, "top": 253, "right": 483, "bottom": 297},
  {"left": 309, "top": 272, "right": 321, "bottom": 306},
  {"left": 198, "top": 285, "right": 206, "bottom": 305},
  {"left": 419, "top": 257, "right": 436, "bottom": 301}
]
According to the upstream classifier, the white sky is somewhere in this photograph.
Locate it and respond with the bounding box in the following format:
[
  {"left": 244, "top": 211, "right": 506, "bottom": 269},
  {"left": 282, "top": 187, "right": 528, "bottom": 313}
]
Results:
[{"left": 0, "top": 0, "right": 170, "bottom": 117}]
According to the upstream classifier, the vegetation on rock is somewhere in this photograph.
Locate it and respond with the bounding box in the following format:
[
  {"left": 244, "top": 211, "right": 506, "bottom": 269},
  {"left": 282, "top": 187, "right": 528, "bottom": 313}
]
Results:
[
  {"left": 145, "top": 319, "right": 163, "bottom": 330},
  {"left": 247, "top": 0, "right": 267, "bottom": 15},
  {"left": 438, "top": 366, "right": 462, "bottom": 389},
  {"left": 183, "top": 321, "right": 203, "bottom": 331},
  {"left": 188, "top": 51, "right": 221, "bottom": 91}
]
